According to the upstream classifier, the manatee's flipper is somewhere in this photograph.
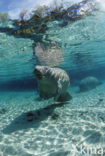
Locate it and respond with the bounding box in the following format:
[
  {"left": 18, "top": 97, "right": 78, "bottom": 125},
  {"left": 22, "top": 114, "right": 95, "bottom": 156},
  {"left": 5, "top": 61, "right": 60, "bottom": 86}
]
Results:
[
  {"left": 57, "top": 92, "right": 72, "bottom": 102},
  {"left": 57, "top": 78, "right": 62, "bottom": 93},
  {"left": 54, "top": 78, "right": 62, "bottom": 101}
]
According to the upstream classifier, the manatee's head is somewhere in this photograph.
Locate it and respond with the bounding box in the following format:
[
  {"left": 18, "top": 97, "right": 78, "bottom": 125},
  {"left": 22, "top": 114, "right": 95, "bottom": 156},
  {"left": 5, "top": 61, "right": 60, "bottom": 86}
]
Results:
[{"left": 34, "top": 65, "right": 50, "bottom": 80}]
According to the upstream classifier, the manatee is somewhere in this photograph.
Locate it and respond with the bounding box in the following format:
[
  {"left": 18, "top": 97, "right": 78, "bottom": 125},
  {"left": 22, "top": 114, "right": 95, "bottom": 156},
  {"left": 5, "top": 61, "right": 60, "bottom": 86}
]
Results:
[
  {"left": 79, "top": 76, "right": 102, "bottom": 92},
  {"left": 34, "top": 65, "right": 71, "bottom": 102}
]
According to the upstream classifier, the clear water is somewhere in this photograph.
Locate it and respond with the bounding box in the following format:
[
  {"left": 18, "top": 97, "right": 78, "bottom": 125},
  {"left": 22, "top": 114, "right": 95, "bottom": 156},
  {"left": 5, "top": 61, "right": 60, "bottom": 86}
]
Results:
[{"left": 1, "top": 2, "right": 105, "bottom": 156}]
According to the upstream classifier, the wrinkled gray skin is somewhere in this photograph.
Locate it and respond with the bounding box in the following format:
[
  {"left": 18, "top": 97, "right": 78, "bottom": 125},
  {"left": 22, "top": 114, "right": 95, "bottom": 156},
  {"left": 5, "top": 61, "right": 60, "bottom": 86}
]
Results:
[
  {"left": 79, "top": 76, "right": 102, "bottom": 92},
  {"left": 34, "top": 65, "right": 71, "bottom": 102}
]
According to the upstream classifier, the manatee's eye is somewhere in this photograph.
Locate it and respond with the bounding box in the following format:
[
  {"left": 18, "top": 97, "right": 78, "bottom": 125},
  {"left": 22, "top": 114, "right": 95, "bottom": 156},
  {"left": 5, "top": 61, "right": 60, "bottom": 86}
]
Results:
[
  {"left": 44, "top": 66, "right": 48, "bottom": 70},
  {"left": 34, "top": 68, "right": 42, "bottom": 80},
  {"left": 44, "top": 66, "right": 50, "bottom": 73}
]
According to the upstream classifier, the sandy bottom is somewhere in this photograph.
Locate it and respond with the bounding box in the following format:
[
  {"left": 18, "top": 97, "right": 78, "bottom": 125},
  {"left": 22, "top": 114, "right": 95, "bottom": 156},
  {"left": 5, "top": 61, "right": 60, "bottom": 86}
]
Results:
[{"left": 0, "top": 83, "right": 105, "bottom": 156}]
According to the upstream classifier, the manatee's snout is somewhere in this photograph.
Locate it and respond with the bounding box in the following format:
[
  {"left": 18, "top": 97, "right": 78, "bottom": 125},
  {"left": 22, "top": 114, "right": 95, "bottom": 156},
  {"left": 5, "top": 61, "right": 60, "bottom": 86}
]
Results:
[
  {"left": 34, "top": 65, "right": 50, "bottom": 80},
  {"left": 34, "top": 66, "right": 42, "bottom": 80}
]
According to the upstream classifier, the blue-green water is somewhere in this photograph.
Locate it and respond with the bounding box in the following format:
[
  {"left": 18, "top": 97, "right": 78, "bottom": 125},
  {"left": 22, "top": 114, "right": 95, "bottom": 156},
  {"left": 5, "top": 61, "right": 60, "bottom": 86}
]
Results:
[{"left": 1, "top": 2, "right": 105, "bottom": 156}]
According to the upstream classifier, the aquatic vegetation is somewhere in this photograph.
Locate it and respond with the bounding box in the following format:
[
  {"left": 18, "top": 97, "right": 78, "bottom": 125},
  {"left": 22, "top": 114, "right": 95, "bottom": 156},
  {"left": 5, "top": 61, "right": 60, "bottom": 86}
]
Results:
[
  {"left": 0, "top": 0, "right": 99, "bottom": 40},
  {"left": 32, "top": 5, "right": 50, "bottom": 18},
  {"left": 65, "top": 0, "right": 96, "bottom": 20},
  {"left": 28, "top": 0, "right": 98, "bottom": 28},
  {"left": 12, "top": 24, "right": 47, "bottom": 35},
  {"left": 30, "top": 0, "right": 97, "bottom": 23},
  {"left": 8, "top": 0, "right": 98, "bottom": 37},
  {"left": 31, "top": 0, "right": 64, "bottom": 18}
]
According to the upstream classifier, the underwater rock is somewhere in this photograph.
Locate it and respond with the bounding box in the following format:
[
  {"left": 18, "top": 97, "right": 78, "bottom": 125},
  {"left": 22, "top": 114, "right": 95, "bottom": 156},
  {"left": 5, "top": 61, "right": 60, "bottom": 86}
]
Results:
[
  {"left": 34, "top": 65, "right": 71, "bottom": 102},
  {"left": 79, "top": 76, "right": 101, "bottom": 92},
  {"left": 34, "top": 42, "right": 64, "bottom": 67}
]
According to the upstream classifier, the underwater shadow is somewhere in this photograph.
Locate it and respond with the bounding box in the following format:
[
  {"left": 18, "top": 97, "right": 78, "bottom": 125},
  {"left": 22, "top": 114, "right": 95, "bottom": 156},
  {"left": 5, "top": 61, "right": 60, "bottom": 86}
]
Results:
[
  {"left": 0, "top": 77, "right": 37, "bottom": 92},
  {"left": 3, "top": 102, "right": 66, "bottom": 134}
]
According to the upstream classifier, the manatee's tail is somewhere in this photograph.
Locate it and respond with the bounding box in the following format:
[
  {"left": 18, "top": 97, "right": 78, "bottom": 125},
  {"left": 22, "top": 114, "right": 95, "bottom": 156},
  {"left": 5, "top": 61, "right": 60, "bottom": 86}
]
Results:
[{"left": 56, "top": 92, "right": 72, "bottom": 102}]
